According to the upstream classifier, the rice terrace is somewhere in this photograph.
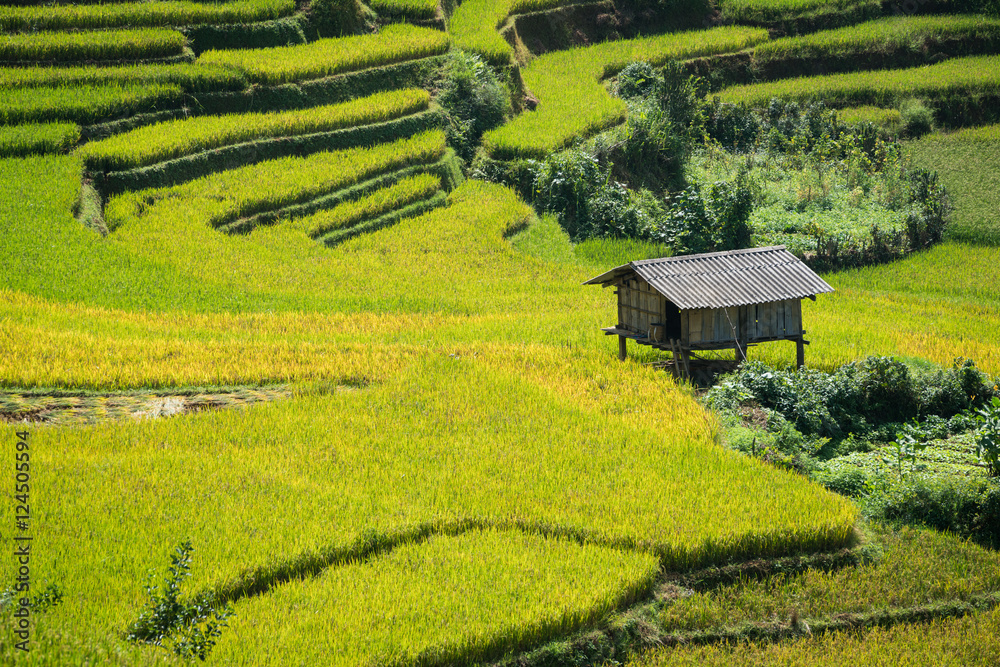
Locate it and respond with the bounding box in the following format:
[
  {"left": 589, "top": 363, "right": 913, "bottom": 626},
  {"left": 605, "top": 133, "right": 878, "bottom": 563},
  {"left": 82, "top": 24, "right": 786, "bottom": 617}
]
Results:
[{"left": 4, "top": 0, "right": 1000, "bottom": 661}]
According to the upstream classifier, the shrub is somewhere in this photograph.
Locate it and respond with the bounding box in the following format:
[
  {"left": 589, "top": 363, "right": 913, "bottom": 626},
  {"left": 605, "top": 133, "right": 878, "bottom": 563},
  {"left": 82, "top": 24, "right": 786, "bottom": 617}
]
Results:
[
  {"left": 615, "top": 62, "right": 661, "bottom": 100},
  {"left": 976, "top": 396, "right": 1000, "bottom": 477},
  {"left": 899, "top": 98, "right": 934, "bottom": 138},
  {"left": 435, "top": 50, "right": 510, "bottom": 163}
]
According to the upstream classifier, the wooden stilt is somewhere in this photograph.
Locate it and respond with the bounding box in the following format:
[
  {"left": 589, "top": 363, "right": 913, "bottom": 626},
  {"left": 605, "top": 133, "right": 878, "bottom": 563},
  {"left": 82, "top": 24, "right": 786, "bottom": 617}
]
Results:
[
  {"left": 796, "top": 337, "right": 805, "bottom": 368},
  {"left": 618, "top": 335, "right": 627, "bottom": 361}
]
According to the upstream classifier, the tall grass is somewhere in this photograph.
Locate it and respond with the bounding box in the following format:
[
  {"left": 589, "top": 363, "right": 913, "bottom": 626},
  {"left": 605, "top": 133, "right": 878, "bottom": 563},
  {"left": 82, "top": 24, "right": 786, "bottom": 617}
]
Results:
[
  {"left": 198, "top": 24, "right": 449, "bottom": 85},
  {"left": 716, "top": 54, "right": 1000, "bottom": 108},
  {"left": 0, "top": 27, "right": 187, "bottom": 63},
  {"left": 78, "top": 88, "right": 431, "bottom": 171},
  {"left": 0, "top": 0, "right": 294, "bottom": 31},
  {"left": 483, "top": 27, "right": 768, "bottom": 159},
  {"left": 0, "top": 122, "right": 79, "bottom": 157},
  {"left": 0, "top": 82, "right": 182, "bottom": 124}
]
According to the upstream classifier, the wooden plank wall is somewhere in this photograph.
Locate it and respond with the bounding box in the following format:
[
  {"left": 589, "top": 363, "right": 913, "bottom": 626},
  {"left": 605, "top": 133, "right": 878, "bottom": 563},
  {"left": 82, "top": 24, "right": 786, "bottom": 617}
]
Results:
[
  {"left": 618, "top": 279, "right": 666, "bottom": 338},
  {"left": 683, "top": 300, "right": 803, "bottom": 346}
]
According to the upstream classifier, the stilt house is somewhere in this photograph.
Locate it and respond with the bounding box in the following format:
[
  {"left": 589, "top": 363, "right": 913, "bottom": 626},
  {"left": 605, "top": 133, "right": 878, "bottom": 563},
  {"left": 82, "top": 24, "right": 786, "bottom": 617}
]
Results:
[{"left": 584, "top": 246, "right": 834, "bottom": 376}]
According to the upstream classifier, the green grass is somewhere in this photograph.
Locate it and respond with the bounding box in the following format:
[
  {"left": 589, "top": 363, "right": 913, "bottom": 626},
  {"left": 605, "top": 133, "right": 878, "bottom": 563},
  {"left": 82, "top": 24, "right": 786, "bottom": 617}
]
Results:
[
  {"left": 0, "top": 62, "right": 245, "bottom": 92},
  {"left": 197, "top": 23, "right": 450, "bottom": 85},
  {"left": 908, "top": 127, "right": 1000, "bottom": 245},
  {"left": 483, "top": 27, "right": 769, "bottom": 159},
  {"left": 77, "top": 88, "right": 431, "bottom": 171},
  {"left": 719, "top": 0, "right": 879, "bottom": 24},
  {"left": 754, "top": 15, "right": 1000, "bottom": 61},
  {"left": 0, "top": 122, "right": 79, "bottom": 157},
  {"left": 716, "top": 54, "right": 1000, "bottom": 108},
  {"left": 0, "top": 82, "right": 182, "bottom": 125},
  {"left": 0, "top": 27, "right": 187, "bottom": 63},
  {"left": 0, "top": 0, "right": 294, "bottom": 31}
]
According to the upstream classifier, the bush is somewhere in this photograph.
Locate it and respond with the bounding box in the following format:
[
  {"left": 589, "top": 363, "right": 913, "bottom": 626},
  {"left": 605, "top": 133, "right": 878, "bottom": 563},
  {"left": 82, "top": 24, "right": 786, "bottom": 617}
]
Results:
[
  {"left": 436, "top": 50, "right": 510, "bottom": 163},
  {"left": 899, "top": 98, "right": 934, "bottom": 138},
  {"left": 863, "top": 475, "right": 1000, "bottom": 546},
  {"left": 653, "top": 174, "right": 754, "bottom": 255},
  {"left": 308, "top": 0, "right": 373, "bottom": 37},
  {"left": 615, "top": 62, "right": 660, "bottom": 100}
]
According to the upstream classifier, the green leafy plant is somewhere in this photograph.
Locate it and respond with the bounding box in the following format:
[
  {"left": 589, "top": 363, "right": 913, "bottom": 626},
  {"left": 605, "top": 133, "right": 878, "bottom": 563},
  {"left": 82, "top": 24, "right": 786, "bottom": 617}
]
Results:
[
  {"left": 976, "top": 396, "right": 1000, "bottom": 477},
  {"left": 126, "top": 540, "right": 233, "bottom": 661}
]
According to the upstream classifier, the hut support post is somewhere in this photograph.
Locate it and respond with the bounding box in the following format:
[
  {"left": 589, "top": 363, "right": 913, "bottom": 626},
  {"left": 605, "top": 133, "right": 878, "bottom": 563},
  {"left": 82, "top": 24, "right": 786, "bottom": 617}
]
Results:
[
  {"left": 618, "top": 335, "right": 627, "bottom": 361},
  {"left": 796, "top": 337, "right": 805, "bottom": 368}
]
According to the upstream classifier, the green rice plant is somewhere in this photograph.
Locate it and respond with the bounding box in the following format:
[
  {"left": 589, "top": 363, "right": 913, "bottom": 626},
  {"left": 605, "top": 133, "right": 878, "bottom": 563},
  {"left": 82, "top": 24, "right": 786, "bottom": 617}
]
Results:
[
  {"left": 908, "top": 127, "right": 1000, "bottom": 244},
  {"left": 837, "top": 105, "right": 902, "bottom": 129},
  {"left": 0, "top": 0, "right": 294, "bottom": 32},
  {"left": 483, "top": 27, "right": 768, "bottom": 159},
  {"left": 719, "top": 0, "right": 879, "bottom": 25},
  {"left": 290, "top": 172, "right": 443, "bottom": 238},
  {"left": 197, "top": 24, "right": 450, "bottom": 85},
  {"left": 105, "top": 129, "right": 448, "bottom": 231},
  {"left": 0, "top": 62, "right": 245, "bottom": 92},
  {"left": 210, "top": 529, "right": 660, "bottom": 665},
  {"left": 449, "top": 0, "right": 571, "bottom": 65},
  {"left": 716, "top": 54, "right": 1000, "bottom": 109},
  {"left": 754, "top": 15, "right": 1000, "bottom": 62},
  {"left": 0, "top": 82, "right": 182, "bottom": 125},
  {"left": 0, "top": 28, "right": 187, "bottom": 63},
  {"left": 369, "top": 0, "right": 439, "bottom": 19},
  {"left": 77, "top": 88, "right": 431, "bottom": 171},
  {"left": 0, "top": 122, "right": 79, "bottom": 157}
]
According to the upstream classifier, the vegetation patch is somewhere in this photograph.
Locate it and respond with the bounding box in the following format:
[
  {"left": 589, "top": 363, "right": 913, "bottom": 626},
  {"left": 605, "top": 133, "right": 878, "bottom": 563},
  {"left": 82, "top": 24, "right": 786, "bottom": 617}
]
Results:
[
  {"left": 0, "top": 61, "right": 246, "bottom": 91},
  {"left": 0, "top": 82, "right": 183, "bottom": 125}
]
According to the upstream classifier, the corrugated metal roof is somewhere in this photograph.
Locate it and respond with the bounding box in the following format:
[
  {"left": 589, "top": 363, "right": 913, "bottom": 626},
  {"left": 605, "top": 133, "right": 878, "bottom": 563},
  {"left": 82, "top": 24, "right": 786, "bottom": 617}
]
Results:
[{"left": 583, "top": 246, "right": 834, "bottom": 310}]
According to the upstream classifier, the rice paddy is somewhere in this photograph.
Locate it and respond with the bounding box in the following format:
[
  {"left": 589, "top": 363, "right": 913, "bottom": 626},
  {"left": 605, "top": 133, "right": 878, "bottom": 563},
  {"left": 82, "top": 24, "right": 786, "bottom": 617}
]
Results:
[{"left": 4, "top": 0, "right": 1000, "bottom": 662}]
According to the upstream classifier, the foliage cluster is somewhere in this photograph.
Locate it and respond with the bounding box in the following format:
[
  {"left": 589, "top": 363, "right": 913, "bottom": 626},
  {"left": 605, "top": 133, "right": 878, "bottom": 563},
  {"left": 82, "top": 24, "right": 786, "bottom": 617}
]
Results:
[
  {"left": 0, "top": 27, "right": 186, "bottom": 63},
  {"left": 126, "top": 541, "right": 234, "bottom": 661},
  {"left": 434, "top": 50, "right": 510, "bottom": 163},
  {"left": 706, "top": 357, "right": 997, "bottom": 447}
]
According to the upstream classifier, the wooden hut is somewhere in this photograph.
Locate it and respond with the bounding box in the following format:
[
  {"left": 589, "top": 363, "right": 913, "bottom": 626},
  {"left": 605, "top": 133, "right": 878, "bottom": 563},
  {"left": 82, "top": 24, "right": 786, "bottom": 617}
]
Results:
[{"left": 583, "top": 246, "right": 834, "bottom": 376}]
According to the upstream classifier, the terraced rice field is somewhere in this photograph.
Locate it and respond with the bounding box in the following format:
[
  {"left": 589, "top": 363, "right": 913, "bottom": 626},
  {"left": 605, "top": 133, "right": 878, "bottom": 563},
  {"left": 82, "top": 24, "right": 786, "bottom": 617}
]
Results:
[{"left": 2, "top": 0, "right": 1000, "bottom": 663}]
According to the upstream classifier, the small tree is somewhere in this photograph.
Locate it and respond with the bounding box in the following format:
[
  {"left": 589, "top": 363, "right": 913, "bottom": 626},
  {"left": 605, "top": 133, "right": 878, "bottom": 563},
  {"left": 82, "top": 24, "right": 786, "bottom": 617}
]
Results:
[{"left": 976, "top": 396, "right": 1000, "bottom": 477}]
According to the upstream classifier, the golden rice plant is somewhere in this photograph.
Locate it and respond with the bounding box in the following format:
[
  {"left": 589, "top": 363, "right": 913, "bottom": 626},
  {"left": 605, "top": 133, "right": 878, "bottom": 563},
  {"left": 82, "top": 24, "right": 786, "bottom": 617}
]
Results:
[
  {"left": 0, "top": 82, "right": 182, "bottom": 124},
  {"left": 0, "top": 122, "right": 79, "bottom": 157},
  {"left": 0, "top": 62, "right": 244, "bottom": 91}
]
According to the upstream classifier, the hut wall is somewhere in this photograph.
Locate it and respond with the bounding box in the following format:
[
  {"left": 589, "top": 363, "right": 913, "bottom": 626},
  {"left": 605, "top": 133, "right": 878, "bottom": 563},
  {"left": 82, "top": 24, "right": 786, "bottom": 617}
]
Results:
[
  {"left": 682, "top": 299, "right": 803, "bottom": 347},
  {"left": 617, "top": 278, "right": 667, "bottom": 338}
]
